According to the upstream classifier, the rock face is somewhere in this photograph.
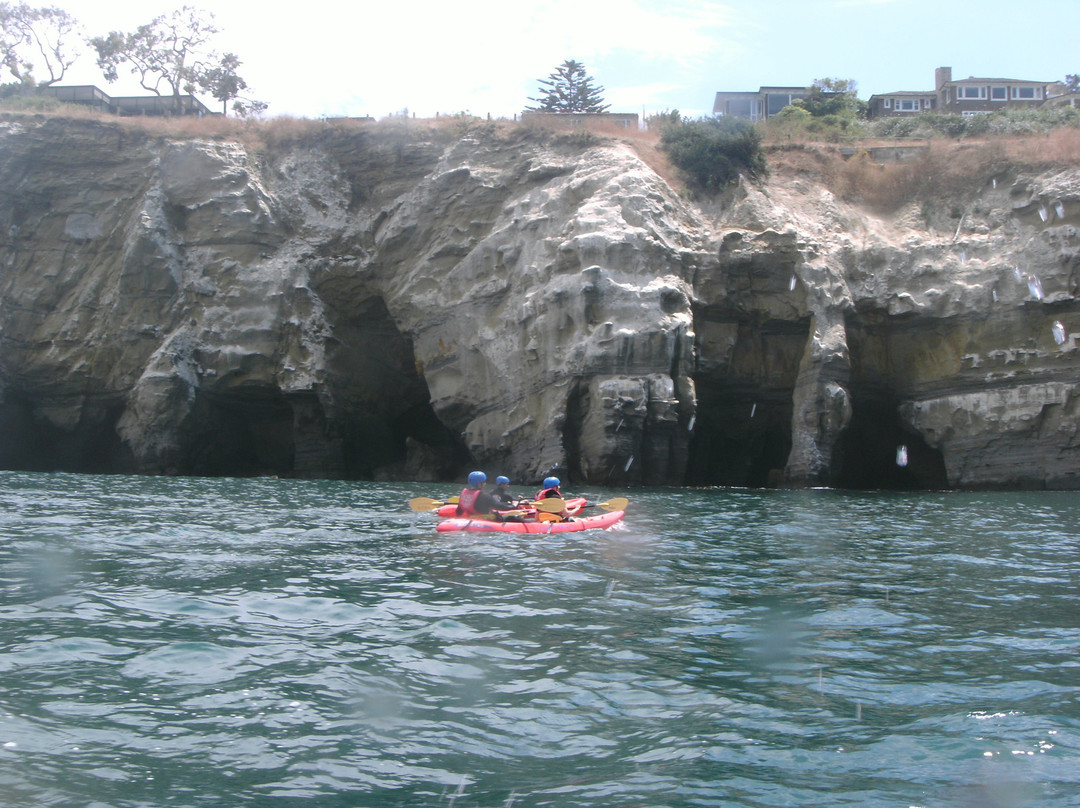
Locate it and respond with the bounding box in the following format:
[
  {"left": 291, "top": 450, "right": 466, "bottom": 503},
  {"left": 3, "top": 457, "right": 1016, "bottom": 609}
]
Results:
[{"left": 0, "top": 114, "right": 1077, "bottom": 489}]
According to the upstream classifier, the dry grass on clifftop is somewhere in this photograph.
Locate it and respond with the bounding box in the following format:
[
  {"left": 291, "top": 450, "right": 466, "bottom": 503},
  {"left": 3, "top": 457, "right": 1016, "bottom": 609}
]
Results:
[
  {"left": 769, "top": 129, "right": 1080, "bottom": 214},
  {"left": 4, "top": 104, "right": 1077, "bottom": 217}
]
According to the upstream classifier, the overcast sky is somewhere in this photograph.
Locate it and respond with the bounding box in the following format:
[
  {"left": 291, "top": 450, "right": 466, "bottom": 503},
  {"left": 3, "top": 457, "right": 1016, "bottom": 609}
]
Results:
[{"left": 44, "top": 0, "right": 1080, "bottom": 120}]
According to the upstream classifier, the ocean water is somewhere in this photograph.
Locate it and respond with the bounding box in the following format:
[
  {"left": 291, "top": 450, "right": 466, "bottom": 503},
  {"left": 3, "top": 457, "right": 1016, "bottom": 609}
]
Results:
[{"left": 1, "top": 471, "right": 1078, "bottom": 807}]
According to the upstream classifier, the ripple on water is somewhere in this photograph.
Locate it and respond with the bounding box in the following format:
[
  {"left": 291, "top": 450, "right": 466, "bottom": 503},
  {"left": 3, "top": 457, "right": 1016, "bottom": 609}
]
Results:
[{"left": 1, "top": 476, "right": 1079, "bottom": 807}]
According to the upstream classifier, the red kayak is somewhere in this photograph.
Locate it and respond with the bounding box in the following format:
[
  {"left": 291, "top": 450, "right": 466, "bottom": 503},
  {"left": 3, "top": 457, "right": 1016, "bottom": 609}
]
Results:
[
  {"left": 435, "top": 497, "right": 587, "bottom": 518},
  {"left": 435, "top": 508, "right": 624, "bottom": 534}
]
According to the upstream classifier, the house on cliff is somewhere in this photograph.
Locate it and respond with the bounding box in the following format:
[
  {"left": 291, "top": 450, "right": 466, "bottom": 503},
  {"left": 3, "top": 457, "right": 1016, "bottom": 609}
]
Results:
[
  {"left": 714, "top": 67, "right": 1073, "bottom": 121},
  {"left": 38, "top": 85, "right": 215, "bottom": 116},
  {"left": 867, "top": 67, "right": 1068, "bottom": 118},
  {"left": 864, "top": 91, "right": 937, "bottom": 118},
  {"left": 713, "top": 86, "right": 809, "bottom": 120}
]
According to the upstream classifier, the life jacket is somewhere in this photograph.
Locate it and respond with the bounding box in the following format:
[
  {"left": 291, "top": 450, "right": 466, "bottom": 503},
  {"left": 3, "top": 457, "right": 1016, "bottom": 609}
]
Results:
[
  {"left": 457, "top": 487, "right": 482, "bottom": 516},
  {"left": 535, "top": 486, "right": 561, "bottom": 501}
]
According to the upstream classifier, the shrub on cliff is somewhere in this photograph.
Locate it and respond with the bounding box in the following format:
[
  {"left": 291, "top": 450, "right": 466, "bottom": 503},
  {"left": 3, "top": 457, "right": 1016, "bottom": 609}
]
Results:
[{"left": 659, "top": 116, "right": 767, "bottom": 192}]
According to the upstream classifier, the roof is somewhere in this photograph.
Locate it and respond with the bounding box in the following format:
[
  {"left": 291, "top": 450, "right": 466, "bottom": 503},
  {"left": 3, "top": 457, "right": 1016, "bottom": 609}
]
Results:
[
  {"left": 952, "top": 76, "right": 1048, "bottom": 84},
  {"left": 870, "top": 91, "right": 937, "bottom": 98}
]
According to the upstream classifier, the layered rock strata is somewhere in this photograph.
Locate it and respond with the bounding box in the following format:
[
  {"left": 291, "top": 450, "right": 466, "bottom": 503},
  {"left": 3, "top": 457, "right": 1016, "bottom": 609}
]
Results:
[{"left": 0, "top": 115, "right": 1077, "bottom": 489}]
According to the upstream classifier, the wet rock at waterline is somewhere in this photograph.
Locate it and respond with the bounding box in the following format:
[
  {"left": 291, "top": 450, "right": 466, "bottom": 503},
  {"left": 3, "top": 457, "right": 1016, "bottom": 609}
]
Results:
[{"left": 0, "top": 116, "right": 1078, "bottom": 489}]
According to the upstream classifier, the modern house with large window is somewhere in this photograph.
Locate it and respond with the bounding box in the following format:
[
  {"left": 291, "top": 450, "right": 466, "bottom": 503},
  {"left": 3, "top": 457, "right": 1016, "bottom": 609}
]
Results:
[{"left": 713, "top": 86, "right": 810, "bottom": 120}]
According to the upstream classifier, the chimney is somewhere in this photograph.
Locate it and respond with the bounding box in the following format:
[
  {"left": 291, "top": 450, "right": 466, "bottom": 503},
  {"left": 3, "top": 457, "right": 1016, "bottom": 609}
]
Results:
[{"left": 935, "top": 66, "right": 952, "bottom": 91}]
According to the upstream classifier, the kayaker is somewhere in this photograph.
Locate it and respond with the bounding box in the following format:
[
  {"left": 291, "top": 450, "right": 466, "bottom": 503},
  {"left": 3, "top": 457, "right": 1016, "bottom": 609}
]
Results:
[
  {"left": 457, "top": 471, "right": 524, "bottom": 520},
  {"left": 535, "top": 476, "right": 563, "bottom": 502},
  {"left": 493, "top": 476, "right": 526, "bottom": 508},
  {"left": 535, "top": 476, "right": 573, "bottom": 521}
]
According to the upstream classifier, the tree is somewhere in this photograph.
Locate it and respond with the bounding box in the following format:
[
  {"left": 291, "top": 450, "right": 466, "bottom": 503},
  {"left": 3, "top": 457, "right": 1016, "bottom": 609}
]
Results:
[
  {"left": 527, "top": 59, "right": 609, "bottom": 113},
  {"left": 200, "top": 51, "right": 246, "bottom": 114},
  {"left": 795, "top": 77, "right": 864, "bottom": 118},
  {"left": 91, "top": 5, "right": 263, "bottom": 115},
  {"left": 1066, "top": 74, "right": 1079, "bottom": 92},
  {"left": 0, "top": 2, "right": 81, "bottom": 87}
]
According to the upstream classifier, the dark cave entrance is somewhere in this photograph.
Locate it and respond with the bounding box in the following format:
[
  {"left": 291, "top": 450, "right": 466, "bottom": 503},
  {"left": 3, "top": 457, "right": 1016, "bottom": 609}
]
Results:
[
  {"left": 316, "top": 292, "right": 470, "bottom": 481},
  {"left": 180, "top": 386, "right": 296, "bottom": 477},
  {"left": 0, "top": 295, "right": 469, "bottom": 479},
  {"left": 684, "top": 312, "right": 806, "bottom": 487},
  {"left": 684, "top": 390, "right": 792, "bottom": 487},
  {"left": 165, "top": 377, "right": 466, "bottom": 480},
  {"left": 837, "top": 310, "right": 951, "bottom": 490},
  {"left": 0, "top": 394, "right": 131, "bottom": 473},
  {"left": 832, "top": 390, "right": 949, "bottom": 490}
]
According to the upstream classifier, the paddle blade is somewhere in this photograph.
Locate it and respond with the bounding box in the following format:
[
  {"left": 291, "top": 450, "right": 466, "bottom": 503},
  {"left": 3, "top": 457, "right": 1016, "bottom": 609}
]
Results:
[
  {"left": 532, "top": 498, "right": 566, "bottom": 513},
  {"left": 596, "top": 497, "right": 629, "bottom": 512},
  {"left": 408, "top": 496, "right": 445, "bottom": 512}
]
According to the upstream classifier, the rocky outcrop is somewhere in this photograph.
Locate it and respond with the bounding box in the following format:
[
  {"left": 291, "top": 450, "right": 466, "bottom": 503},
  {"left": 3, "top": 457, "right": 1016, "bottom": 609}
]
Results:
[{"left": 0, "top": 114, "right": 1077, "bottom": 489}]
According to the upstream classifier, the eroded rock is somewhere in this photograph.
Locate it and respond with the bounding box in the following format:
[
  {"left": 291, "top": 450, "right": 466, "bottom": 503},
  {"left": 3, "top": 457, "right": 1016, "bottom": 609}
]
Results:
[{"left": 1, "top": 115, "right": 1078, "bottom": 489}]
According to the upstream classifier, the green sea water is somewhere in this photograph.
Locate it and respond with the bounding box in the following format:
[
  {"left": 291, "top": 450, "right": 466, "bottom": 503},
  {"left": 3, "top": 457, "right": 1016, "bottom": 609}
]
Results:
[{"left": 1, "top": 471, "right": 1078, "bottom": 807}]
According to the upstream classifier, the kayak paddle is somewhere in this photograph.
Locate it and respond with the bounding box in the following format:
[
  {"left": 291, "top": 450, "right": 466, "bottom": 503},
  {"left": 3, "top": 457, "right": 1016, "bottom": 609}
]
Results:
[
  {"left": 589, "top": 497, "right": 628, "bottom": 512},
  {"left": 533, "top": 497, "right": 628, "bottom": 513},
  {"left": 532, "top": 498, "right": 567, "bottom": 513},
  {"left": 408, "top": 495, "right": 462, "bottom": 512},
  {"left": 409, "top": 496, "right": 449, "bottom": 512}
]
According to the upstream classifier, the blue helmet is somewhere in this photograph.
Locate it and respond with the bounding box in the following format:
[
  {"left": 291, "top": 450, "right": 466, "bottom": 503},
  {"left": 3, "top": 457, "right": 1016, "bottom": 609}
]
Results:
[
  {"left": 467, "top": 471, "right": 486, "bottom": 487},
  {"left": 543, "top": 476, "right": 561, "bottom": 489},
  {"left": 496, "top": 476, "right": 510, "bottom": 485}
]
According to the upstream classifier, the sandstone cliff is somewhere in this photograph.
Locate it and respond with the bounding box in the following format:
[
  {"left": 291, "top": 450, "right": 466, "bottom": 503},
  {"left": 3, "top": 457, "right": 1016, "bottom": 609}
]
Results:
[{"left": 1, "top": 114, "right": 1077, "bottom": 489}]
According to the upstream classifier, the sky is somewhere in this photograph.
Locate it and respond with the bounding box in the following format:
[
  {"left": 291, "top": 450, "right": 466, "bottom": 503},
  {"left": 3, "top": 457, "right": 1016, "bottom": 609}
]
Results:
[{"left": 35, "top": 0, "right": 1080, "bottom": 120}]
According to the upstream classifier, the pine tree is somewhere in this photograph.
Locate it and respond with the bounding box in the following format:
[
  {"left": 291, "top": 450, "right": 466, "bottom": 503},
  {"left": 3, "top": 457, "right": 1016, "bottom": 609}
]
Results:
[{"left": 527, "top": 60, "right": 610, "bottom": 113}]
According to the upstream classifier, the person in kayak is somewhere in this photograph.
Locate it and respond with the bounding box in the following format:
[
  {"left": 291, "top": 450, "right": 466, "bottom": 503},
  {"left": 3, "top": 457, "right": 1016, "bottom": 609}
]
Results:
[
  {"left": 535, "top": 476, "right": 573, "bottom": 521},
  {"left": 493, "top": 476, "right": 527, "bottom": 508},
  {"left": 535, "top": 476, "right": 563, "bottom": 501},
  {"left": 457, "top": 471, "right": 524, "bottom": 520}
]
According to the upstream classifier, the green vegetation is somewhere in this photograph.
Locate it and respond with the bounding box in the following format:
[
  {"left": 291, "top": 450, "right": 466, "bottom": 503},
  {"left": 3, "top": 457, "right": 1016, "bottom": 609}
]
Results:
[
  {"left": 0, "top": 84, "right": 62, "bottom": 108},
  {"left": 795, "top": 78, "right": 866, "bottom": 119},
  {"left": 866, "top": 105, "right": 1080, "bottom": 139},
  {"left": 527, "top": 59, "right": 609, "bottom": 114},
  {"left": 760, "top": 77, "right": 867, "bottom": 142},
  {"left": 657, "top": 115, "right": 767, "bottom": 193}
]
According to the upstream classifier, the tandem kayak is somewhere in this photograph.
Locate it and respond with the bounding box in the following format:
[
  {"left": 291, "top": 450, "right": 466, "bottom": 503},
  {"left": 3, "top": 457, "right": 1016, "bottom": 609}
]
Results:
[
  {"left": 434, "top": 497, "right": 588, "bottom": 518},
  {"left": 435, "top": 509, "right": 624, "bottom": 534}
]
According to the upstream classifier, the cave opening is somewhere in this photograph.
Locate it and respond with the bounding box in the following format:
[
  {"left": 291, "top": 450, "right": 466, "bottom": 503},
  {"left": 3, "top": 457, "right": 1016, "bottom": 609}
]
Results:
[
  {"left": 839, "top": 310, "right": 952, "bottom": 491},
  {"left": 685, "top": 311, "right": 807, "bottom": 488},
  {"left": 319, "top": 293, "right": 470, "bottom": 482},
  {"left": 180, "top": 386, "right": 296, "bottom": 477},
  {"left": 0, "top": 394, "right": 132, "bottom": 474},
  {"left": 684, "top": 392, "right": 792, "bottom": 487},
  {"left": 832, "top": 391, "right": 949, "bottom": 490}
]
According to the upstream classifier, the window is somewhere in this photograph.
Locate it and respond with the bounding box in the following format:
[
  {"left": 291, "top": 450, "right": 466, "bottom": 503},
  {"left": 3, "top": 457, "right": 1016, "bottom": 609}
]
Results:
[
  {"left": 923, "top": 98, "right": 933, "bottom": 109},
  {"left": 884, "top": 98, "right": 891, "bottom": 108},
  {"left": 991, "top": 86, "right": 1007, "bottom": 101},
  {"left": 957, "top": 86, "right": 986, "bottom": 100},
  {"left": 1012, "top": 86, "right": 1041, "bottom": 100},
  {"left": 896, "top": 99, "right": 918, "bottom": 111}
]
